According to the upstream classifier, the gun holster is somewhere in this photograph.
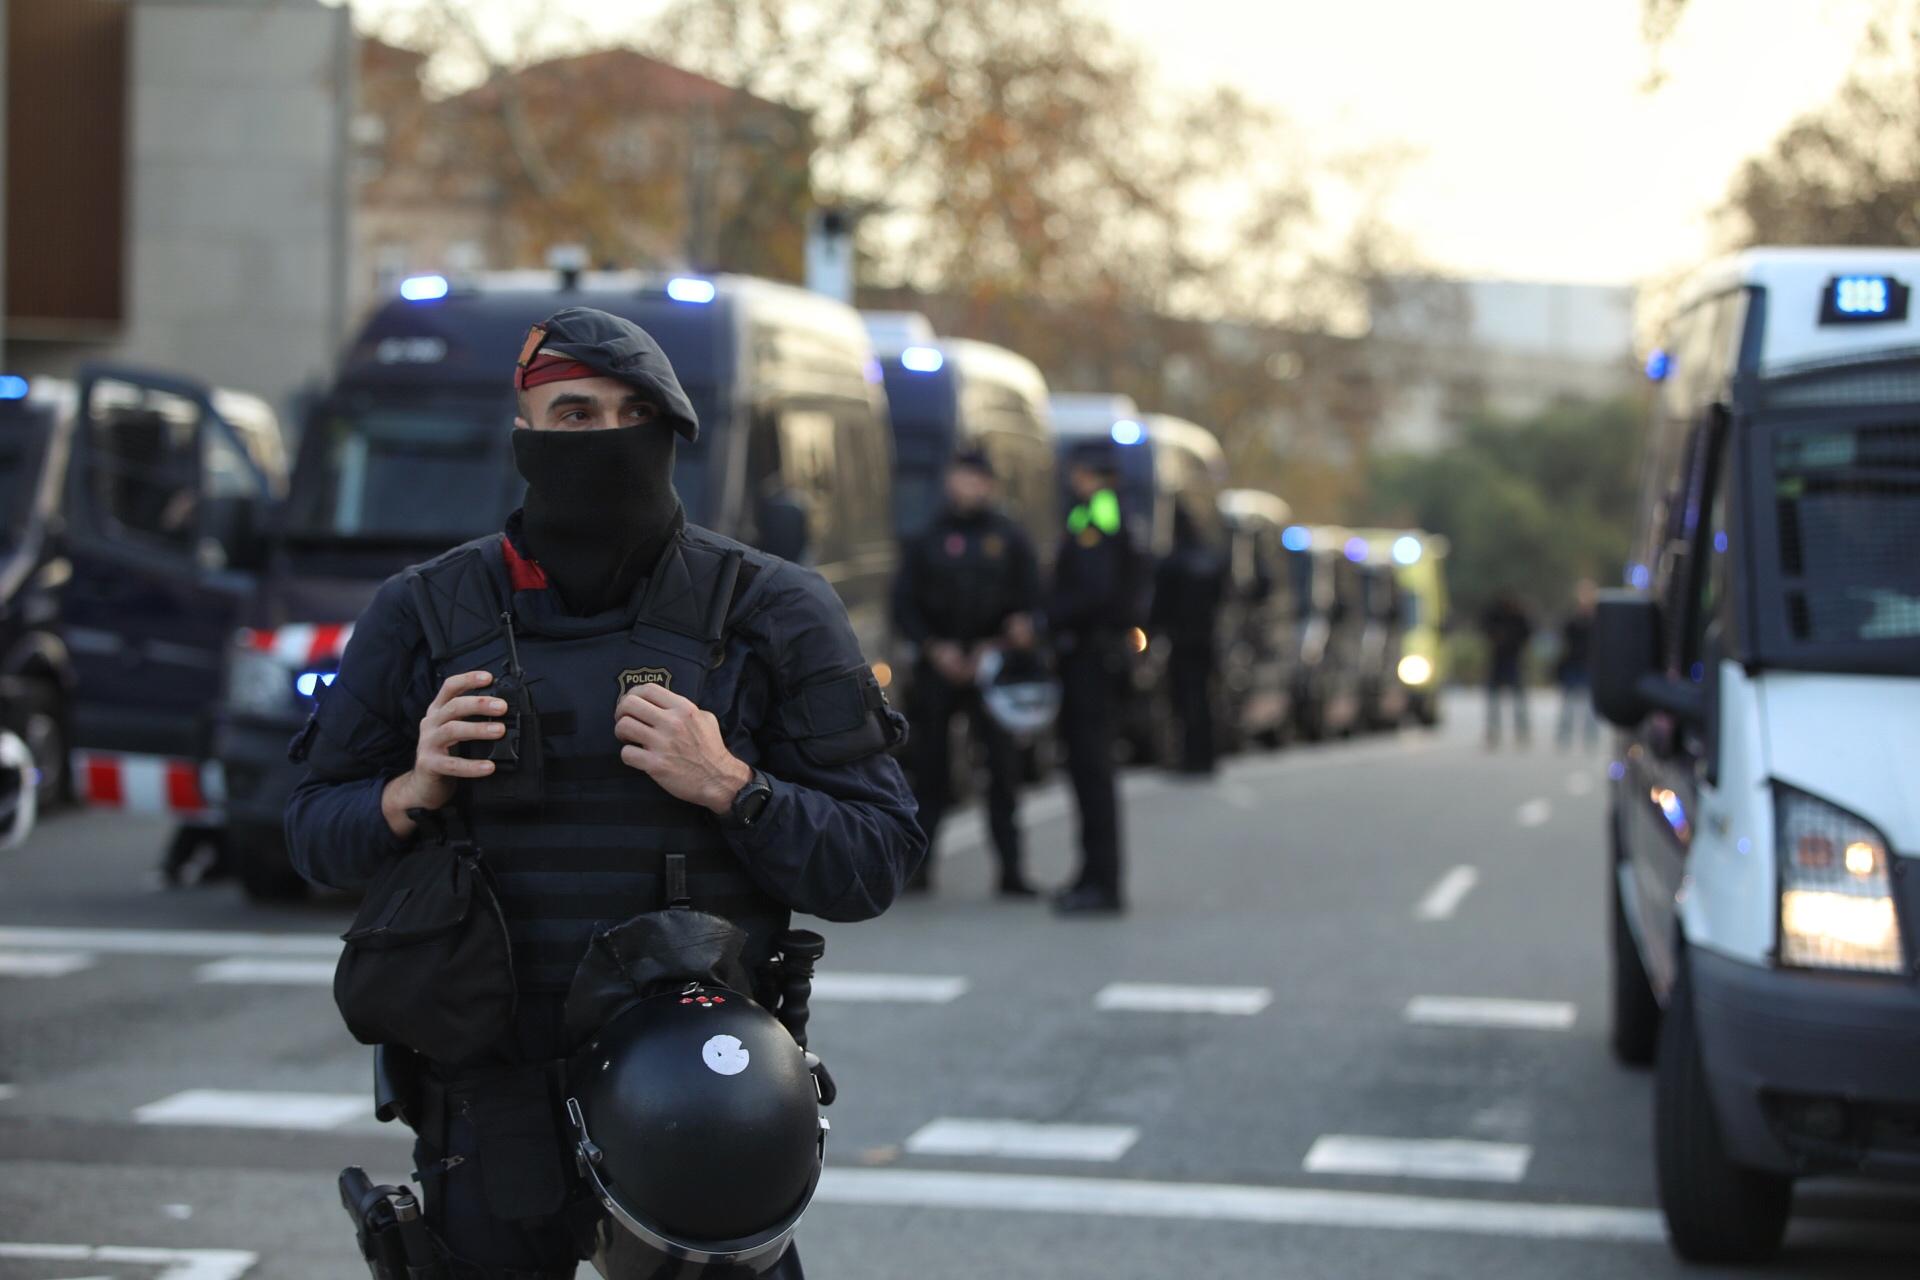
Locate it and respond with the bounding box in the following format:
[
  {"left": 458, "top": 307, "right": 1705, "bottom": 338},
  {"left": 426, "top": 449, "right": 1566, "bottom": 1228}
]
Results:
[
  {"left": 340, "top": 1165, "right": 449, "bottom": 1280},
  {"left": 375, "top": 1044, "right": 424, "bottom": 1128}
]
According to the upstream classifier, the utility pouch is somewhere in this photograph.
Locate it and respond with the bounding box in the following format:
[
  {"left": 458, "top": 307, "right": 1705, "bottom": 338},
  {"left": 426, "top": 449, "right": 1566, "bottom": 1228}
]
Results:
[
  {"left": 562, "top": 903, "right": 756, "bottom": 1050},
  {"left": 334, "top": 817, "right": 516, "bottom": 1065},
  {"left": 462, "top": 1064, "right": 572, "bottom": 1222}
]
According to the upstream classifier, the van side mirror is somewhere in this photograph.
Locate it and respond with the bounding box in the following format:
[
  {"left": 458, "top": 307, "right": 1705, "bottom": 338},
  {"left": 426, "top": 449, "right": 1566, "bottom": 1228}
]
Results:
[{"left": 1592, "top": 591, "right": 1705, "bottom": 728}]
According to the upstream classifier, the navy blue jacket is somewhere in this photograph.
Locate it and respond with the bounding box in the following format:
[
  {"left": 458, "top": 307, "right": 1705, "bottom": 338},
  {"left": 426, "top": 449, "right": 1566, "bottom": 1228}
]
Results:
[{"left": 284, "top": 521, "right": 925, "bottom": 923}]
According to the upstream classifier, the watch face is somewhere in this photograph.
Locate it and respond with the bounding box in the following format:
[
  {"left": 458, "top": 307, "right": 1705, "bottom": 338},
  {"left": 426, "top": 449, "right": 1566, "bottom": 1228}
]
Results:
[{"left": 736, "top": 778, "right": 772, "bottom": 825}]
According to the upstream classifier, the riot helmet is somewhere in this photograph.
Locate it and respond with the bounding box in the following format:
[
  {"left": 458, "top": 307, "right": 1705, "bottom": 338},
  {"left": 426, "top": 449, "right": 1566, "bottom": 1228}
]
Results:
[
  {"left": 975, "top": 647, "right": 1061, "bottom": 738},
  {"left": 567, "top": 985, "right": 825, "bottom": 1278},
  {"left": 0, "top": 730, "right": 36, "bottom": 851}
]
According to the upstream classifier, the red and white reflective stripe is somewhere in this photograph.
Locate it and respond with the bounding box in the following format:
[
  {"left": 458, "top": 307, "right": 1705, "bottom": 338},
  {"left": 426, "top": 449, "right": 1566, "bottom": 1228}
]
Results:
[
  {"left": 74, "top": 752, "right": 225, "bottom": 820},
  {"left": 244, "top": 623, "right": 355, "bottom": 667}
]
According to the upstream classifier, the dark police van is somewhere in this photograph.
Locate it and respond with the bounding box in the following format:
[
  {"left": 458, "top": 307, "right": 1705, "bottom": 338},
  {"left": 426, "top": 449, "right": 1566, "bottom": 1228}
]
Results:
[
  {"left": 0, "top": 369, "right": 286, "bottom": 816},
  {"left": 1050, "top": 396, "right": 1227, "bottom": 762},
  {"left": 863, "top": 312, "right": 1056, "bottom": 551},
  {"left": 1218, "top": 489, "right": 1300, "bottom": 748},
  {"left": 217, "top": 270, "right": 896, "bottom": 899},
  {"left": 1354, "top": 556, "right": 1412, "bottom": 729},
  {"left": 1287, "top": 525, "right": 1367, "bottom": 741}
]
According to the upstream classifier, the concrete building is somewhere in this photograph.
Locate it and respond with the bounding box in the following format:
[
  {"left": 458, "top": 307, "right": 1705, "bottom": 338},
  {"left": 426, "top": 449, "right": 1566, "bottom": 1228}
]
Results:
[
  {"left": 2, "top": 0, "right": 354, "bottom": 418},
  {"left": 1368, "top": 276, "right": 1639, "bottom": 453}
]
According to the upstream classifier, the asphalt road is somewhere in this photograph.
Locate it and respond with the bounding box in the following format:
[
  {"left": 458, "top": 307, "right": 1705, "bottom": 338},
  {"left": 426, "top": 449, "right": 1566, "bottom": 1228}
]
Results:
[{"left": 3, "top": 691, "right": 1917, "bottom": 1279}]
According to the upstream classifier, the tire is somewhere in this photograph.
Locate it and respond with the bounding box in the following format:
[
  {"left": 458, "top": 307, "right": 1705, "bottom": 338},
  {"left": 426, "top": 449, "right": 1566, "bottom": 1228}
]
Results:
[
  {"left": 1654, "top": 961, "right": 1793, "bottom": 1263},
  {"left": 13, "top": 679, "right": 68, "bottom": 810},
  {"left": 1609, "top": 867, "right": 1660, "bottom": 1067},
  {"left": 235, "top": 828, "right": 309, "bottom": 903}
]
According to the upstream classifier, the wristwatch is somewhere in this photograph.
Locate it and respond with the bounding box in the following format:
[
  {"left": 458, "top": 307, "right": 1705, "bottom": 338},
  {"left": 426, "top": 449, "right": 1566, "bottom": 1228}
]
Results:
[{"left": 726, "top": 768, "right": 774, "bottom": 829}]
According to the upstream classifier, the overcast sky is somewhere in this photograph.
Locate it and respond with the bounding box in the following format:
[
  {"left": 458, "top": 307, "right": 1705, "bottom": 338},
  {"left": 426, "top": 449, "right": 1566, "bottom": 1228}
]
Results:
[{"left": 348, "top": 0, "right": 1882, "bottom": 288}]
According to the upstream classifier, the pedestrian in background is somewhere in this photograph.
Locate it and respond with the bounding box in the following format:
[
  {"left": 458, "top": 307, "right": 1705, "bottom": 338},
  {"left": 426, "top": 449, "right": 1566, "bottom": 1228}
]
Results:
[
  {"left": 891, "top": 449, "right": 1042, "bottom": 897},
  {"left": 1153, "top": 501, "right": 1226, "bottom": 775},
  {"left": 1480, "top": 591, "right": 1534, "bottom": 749},
  {"left": 1049, "top": 444, "right": 1142, "bottom": 916},
  {"left": 1555, "top": 578, "right": 1601, "bottom": 750}
]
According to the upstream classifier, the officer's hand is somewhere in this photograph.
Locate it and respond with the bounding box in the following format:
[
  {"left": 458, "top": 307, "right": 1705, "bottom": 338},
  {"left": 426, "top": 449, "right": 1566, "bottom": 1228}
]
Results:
[
  {"left": 1003, "top": 613, "right": 1036, "bottom": 650},
  {"left": 615, "top": 684, "right": 753, "bottom": 815},
  {"left": 381, "top": 671, "right": 507, "bottom": 837}
]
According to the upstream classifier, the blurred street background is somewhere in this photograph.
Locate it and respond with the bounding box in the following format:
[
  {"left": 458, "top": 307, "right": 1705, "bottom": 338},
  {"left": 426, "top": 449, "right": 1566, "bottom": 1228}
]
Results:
[{"left": 6, "top": 0, "right": 1920, "bottom": 1275}]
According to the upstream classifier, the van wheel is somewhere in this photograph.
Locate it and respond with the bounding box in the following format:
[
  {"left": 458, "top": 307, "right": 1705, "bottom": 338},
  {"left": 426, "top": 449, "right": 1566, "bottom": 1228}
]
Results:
[
  {"left": 235, "top": 828, "right": 309, "bottom": 903},
  {"left": 1655, "top": 962, "right": 1792, "bottom": 1263},
  {"left": 16, "top": 680, "right": 68, "bottom": 809},
  {"left": 1609, "top": 869, "right": 1659, "bottom": 1066}
]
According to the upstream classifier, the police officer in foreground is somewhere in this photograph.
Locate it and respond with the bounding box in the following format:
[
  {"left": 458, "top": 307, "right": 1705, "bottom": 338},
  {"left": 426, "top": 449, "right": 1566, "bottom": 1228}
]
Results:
[
  {"left": 285, "top": 307, "right": 925, "bottom": 1278},
  {"left": 1153, "top": 501, "right": 1226, "bottom": 775},
  {"left": 1048, "top": 444, "right": 1142, "bottom": 916},
  {"left": 890, "top": 449, "right": 1041, "bottom": 896}
]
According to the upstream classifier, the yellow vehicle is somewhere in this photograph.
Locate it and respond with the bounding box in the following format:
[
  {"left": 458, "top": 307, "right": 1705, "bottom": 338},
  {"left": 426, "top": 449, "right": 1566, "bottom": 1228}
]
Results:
[{"left": 1361, "top": 529, "right": 1450, "bottom": 726}]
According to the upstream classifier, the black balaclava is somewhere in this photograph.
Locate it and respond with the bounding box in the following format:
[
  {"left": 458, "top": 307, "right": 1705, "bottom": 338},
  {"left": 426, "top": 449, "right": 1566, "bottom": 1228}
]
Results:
[{"left": 512, "top": 425, "right": 683, "bottom": 616}]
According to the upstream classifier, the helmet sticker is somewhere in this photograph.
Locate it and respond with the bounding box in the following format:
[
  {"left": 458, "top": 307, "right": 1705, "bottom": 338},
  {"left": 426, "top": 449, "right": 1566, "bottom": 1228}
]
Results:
[{"left": 702, "top": 1033, "right": 751, "bottom": 1077}]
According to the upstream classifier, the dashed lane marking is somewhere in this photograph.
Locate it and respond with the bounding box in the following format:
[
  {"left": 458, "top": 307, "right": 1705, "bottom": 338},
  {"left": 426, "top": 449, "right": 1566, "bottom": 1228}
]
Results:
[
  {"left": 194, "top": 957, "right": 335, "bottom": 985},
  {"left": 0, "top": 926, "right": 340, "bottom": 958},
  {"left": 814, "top": 1168, "right": 1663, "bottom": 1242},
  {"left": 1566, "top": 771, "right": 1596, "bottom": 796},
  {"left": 1094, "top": 983, "right": 1272, "bottom": 1015},
  {"left": 1516, "top": 798, "right": 1553, "bottom": 827},
  {"left": 809, "top": 973, "right": 969, "bottom": 1003},
  {"left": 1303, "top": 1135, "right": 1532, "bottom": 1184},
  {"left": 0, "top": 950, "right": 95, "bottom": 977},
  {"left": 905, "top": 1118, "right": 1140, "bottom": 1162},
  {"left": 133, "top": 1089, "right": 366, "bottom": 1131},
  {"left": 0, "top": 1244, "right": 257, "bottom": 1280},
  {"left": 1413, "top": 866, "right": 1479, "bottom": 921},
  {"left": 0, "top": 1084, "right": 15, "bottom": 1101},
  {"left": 1404, "top": 996, "right": 1577, "bottom": 1031}
]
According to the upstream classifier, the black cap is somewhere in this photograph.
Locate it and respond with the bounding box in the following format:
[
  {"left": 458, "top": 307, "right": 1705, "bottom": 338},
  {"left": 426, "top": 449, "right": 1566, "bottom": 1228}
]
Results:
[
  {"left": 519, "top": 306, "right": 701, "bottom": 441},
  {"left": 1065, "top": 440, "right": 1120, "bottom": 477},
  {"left": 950, "top": 446, "right": 995, "bottom": 477}
]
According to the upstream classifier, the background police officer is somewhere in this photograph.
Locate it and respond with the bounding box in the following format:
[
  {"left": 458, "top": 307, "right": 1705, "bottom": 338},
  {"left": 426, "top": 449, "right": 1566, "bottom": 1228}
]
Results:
[
  {"left": 284, "top": 307, "right": 925, "bottom": 1278},
  {"left": 1153, "top": 500, "right": 1227, "bottom": 775},
  {"left": 891, "top": 449, "right": 1041, "bottom": 896},
  {"left": 1048, "top": 444, "right": 1141, "bottom": 916}
]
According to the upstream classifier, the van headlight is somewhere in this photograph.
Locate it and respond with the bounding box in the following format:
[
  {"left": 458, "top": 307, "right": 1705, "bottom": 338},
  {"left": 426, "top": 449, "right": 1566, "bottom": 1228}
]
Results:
[
  {"left": 227, "top": 645, "right": 297, "bottom": 716},
  {"left": 1397, "top": 654, "right": 1434, "bottom": 686},
  {"left": 1776, "top": 785, "right": 1906, "bottom": 975}
]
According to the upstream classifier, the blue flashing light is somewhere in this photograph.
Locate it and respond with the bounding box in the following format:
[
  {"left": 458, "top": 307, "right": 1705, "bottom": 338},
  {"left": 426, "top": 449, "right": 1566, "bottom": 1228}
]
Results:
[
  {"left": 294, "top": 671, "right": 338, "bottom": 698},
  {"left": 900, "top": 345, "right": 945, "bottom": 374},
  {"left": 667, "top": 277, "right": 717, "bottom": 305},
  {"left": 1689, "top": 661, "right": 1705, "bottom": 683},
  {"left": 0, "top": 375, "right": 27, "bottom": 401},
  {"left": 399, "top": 274, "right": 449, "bottom": 302},
  {"left": 1834, "top": 275, "right": 1891, "bottom": 316},
  {"left": 1391, "top": 534, "right": 1423, "bottom": 566},
  {"left": 1608, "top": 760, "right": 1627, "bottom": 782},
  {"left": 1713, "top": 530, "right": 1728, "bottom": 554},
  {"left": 1110, "top": 418, "right": 1143, "bottom": 446},
  {"left": 1628, "top": 563, "right": 1651, "bottom": 590},
  {"left": 1737, "top": 837, "right": 1753, "bottom": 856},
  {"left": 1344, "top": 537, "right": 1369, "bottom": 563},
  {"left": 1281, "top": 525, "right": 1312, "bottom": 552},
  {"left": 1645, "top": 349, "right": 1670, "bottom": 382},
  {"left": 863, "top": 358, "right": 883, "bottom": 385},
  {"left": 1655, "top": 787, "right": 1689, "bottom": 838}
]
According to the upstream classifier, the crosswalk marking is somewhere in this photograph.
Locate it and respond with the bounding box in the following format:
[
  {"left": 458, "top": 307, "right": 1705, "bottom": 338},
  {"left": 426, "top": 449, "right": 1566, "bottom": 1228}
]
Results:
[
  {"left": 809, "top": 973, "right": 968, "bottom": 1003},
  {"left": 195, "top": 958, "right": 335, "bottom": 986},
  {"left": 905, "top": 1118, "right": 1139, "bottom": 1162},
  {"left": 1414, "top": 866, "right": 1479, "bottom": 921},
  {"left": 1094, "top": 983, "right": 1272, "bottom": 1015},
  {"left": 1404, "top": 996, "right": 1576, "bottom": 1031},
  {"left": 0, "top": 925, "right": 340, "bottom": 958},
  {"left": 1304, "top": 1135, "right": 1531, "bottom": 1183},
  {"left": 0, "top": 1084, "right": 15, "bottom": 1101},
  {"left": 133, "top": 1089, "right": 365, "bottom": 1131},
  {"left": 0, "top": 950, "right": 95, "bottom": 977},
  {"left": 816, "top": 1168, "right": 1663, "bottom": 1242},
  {"left": 1516, "top": 798, "right": 1553, "bottom": 827},
  {"left": 0, "top": 1243, "right": 258, "bottom": 1280}
]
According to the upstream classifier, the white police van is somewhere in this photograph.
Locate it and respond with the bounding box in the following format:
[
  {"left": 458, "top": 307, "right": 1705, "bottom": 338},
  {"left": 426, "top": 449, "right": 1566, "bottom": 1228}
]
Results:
[{"left": 1595, "top": 248, "right": 1920, "bottom": 1262}]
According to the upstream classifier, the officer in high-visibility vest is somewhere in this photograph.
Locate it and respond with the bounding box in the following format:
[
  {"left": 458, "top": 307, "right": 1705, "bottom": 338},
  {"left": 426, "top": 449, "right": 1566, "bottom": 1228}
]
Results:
[{"left": 1048, "top": 443, "right": 1142, "bottom": 916}]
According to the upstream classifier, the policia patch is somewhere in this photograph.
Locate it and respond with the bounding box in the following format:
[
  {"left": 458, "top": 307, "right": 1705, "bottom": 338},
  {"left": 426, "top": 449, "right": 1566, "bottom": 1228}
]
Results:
[{"left": 620, "top": 667, "right": 673, "bottom": 697}]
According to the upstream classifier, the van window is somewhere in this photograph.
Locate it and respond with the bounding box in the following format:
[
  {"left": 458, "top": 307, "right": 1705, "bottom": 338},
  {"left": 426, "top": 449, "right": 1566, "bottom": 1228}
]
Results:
[
  {"left": 0, "top": 411, "right": 49, "bottom": 549},
  {"left": 1774, "top": 422, "right": 1920, "bottom": 643},
  {"left": 84, "top": 378, "right": 205, "bottom": 551},
  {"left": 287, "top": 398, "right": 514, "bottom": 541}
]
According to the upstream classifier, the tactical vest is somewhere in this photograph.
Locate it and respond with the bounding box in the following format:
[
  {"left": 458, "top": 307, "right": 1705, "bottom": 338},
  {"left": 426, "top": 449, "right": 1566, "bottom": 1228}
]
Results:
[{"left": 406, "top": 534, "right": 789, "bottom": 994}]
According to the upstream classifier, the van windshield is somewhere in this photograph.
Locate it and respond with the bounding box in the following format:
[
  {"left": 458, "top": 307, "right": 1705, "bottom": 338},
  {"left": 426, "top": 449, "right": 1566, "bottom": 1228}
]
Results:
[
  {"left": 284, "top": 399, "right": 516, "bottom": 543},
  {"left": 0, "top": 411, "right": 50, "bottom": 550},
  {"left": 1773, "top": 422, "right": 1920, "bottom": 648}
]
